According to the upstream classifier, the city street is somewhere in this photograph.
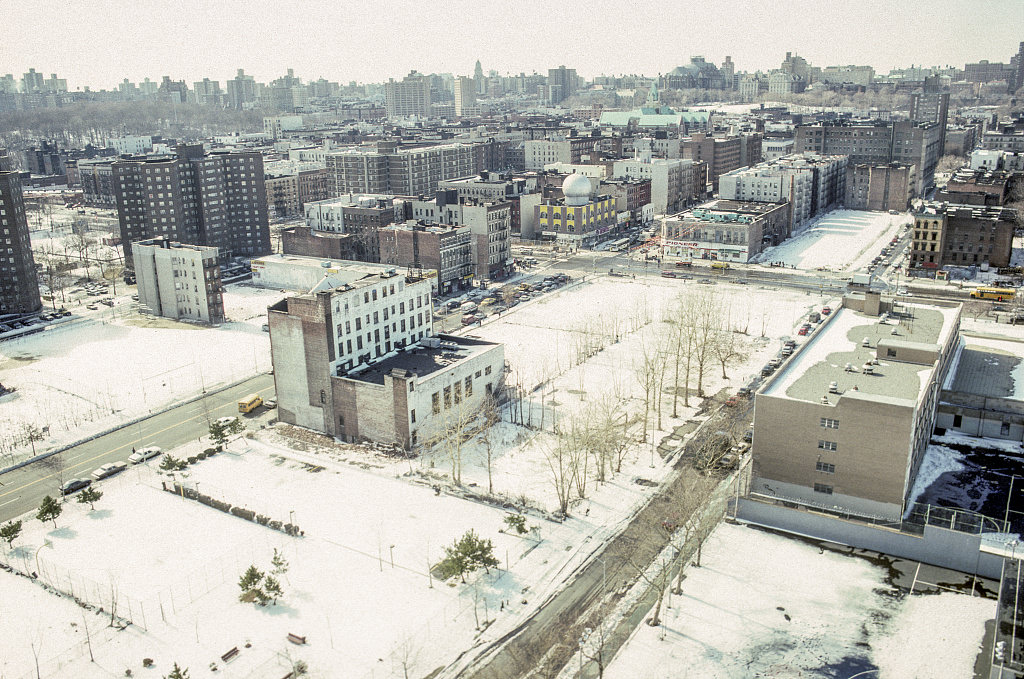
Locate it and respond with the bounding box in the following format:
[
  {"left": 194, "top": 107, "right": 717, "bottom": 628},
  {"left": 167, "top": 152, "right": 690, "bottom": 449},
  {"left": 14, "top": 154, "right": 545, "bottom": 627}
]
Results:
[{"left": 0, "top": 373, "right": 276, "bottom": 523}]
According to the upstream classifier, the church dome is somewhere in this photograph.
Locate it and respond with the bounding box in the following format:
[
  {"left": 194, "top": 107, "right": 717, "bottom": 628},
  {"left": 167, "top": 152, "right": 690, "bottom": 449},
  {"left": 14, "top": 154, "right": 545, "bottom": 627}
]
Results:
[{"left": 562, "top": 173, "right": 592, "bottom": 206}]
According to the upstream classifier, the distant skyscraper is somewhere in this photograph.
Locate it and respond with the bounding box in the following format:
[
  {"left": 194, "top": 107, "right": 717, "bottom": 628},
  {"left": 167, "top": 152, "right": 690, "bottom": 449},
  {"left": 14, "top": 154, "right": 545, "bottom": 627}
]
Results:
[
  {"left": 384, "top": 71, "right": 431, "bottom": 119},
  {"left": 1012, "top": 41, "right": 1024, "bottom": 93},
  {"left": 0, "top": 150, "right": 42, "bottom": 314},
  {"left": 226, "top": 69, "right": 257, "bottom": 109},
  {"left": 909, "top": 86, "right": 950, "bottom": 156},
  {"left": 454, "top": 76, "right": 477, "bottom": 116},
  {"left": 474, "top": 60, "right": 485, "bottom": 95},
  {"left": 546, "top": 65, "right": 578, "bottom": 104}
]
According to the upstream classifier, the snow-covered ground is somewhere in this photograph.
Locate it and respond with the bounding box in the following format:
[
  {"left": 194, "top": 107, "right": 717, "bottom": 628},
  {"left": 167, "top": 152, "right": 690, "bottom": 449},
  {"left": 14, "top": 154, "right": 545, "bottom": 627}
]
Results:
[
  {"left": 752, "top": 209, "right": 910, "bottom": 272},
  {"left": 0, "top": 284, "right": 284, "bottom": 467},
  {"left": 604, "top": 522, "right": 994, "bottom": 679}
]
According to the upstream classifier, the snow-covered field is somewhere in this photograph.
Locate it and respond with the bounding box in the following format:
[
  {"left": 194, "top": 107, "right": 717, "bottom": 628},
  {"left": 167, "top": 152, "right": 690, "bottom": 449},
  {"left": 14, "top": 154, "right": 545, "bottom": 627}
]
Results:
[
  {"left": 0, "top": 284, "right": 285, "bottom": 467},
  {"left": 604, "top": 522, "right": 993, "bottom": 679},
  {"left": 752, "top": 209, "right": 910, "bottom": 272}
]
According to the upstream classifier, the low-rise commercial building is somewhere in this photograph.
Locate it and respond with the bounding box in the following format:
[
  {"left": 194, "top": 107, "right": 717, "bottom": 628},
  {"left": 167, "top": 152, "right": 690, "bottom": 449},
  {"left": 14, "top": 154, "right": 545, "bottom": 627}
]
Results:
[
  {"left": 535, "top": 174, "right": 617, "bottom": 247},
  {"left": 132, "top": 237, "right": 224, "bottom": 324},
  {"left": 660, "top": 199, "right": 790, "bottom": 263},
  {"left": 752, "top": 293, "right": 961, "bottom": 519}
]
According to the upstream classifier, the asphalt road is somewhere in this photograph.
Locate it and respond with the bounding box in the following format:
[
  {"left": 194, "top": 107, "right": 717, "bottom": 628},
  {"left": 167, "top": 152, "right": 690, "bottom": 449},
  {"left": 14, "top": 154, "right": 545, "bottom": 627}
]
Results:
[{"left": 0, "top": 373, "right": 276, "bottom": 523}]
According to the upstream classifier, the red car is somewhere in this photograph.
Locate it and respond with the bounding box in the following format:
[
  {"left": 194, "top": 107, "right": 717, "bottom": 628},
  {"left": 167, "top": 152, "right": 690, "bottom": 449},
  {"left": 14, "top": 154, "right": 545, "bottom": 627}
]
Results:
[
  {"left": 821, "top": 306, "right": 832, "bottom": 315},
  {"left": 725, "top": 396, "right": 739, "bottom": 407},
  {"left": 798, "top": 326, "right": 809, "bottom": 336}
]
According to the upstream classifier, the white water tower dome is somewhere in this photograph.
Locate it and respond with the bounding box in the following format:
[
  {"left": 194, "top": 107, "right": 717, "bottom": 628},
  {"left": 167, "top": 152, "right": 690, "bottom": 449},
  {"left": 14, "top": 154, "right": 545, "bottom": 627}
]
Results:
[{"left": 562, "top": 173, "right": 592, "bottom": 206}]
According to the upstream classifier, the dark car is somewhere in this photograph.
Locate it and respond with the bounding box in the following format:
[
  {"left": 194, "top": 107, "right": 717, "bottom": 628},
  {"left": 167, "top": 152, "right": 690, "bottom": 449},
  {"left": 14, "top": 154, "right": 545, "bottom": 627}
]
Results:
[{"left": 61, "top": 478, "right": 92, "bottom": 495}]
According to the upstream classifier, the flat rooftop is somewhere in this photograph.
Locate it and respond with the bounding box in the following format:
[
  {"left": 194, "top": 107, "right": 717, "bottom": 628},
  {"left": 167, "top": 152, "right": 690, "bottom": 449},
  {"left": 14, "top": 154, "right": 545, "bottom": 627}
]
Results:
[
  {"left": 765, "top": 302, "right": 959, "bottom": 405},
  {"left": 945, "top": 335, "right": 1024, "bottom": 401},
  {"left": 343, "top": 335, "right": 498, "bottom": 385}
]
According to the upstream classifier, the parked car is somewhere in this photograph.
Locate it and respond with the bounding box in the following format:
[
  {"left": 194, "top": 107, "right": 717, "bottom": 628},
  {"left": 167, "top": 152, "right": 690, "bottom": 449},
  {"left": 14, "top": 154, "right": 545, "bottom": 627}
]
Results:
[
  {"left": 725, "top": 396, "right": 739, "bottom": 407},
  {"left": 743, "top": 429, "right": 753, "bottom": 443},
  {"left": 216, "top": 416, "right": 238, "bottom": 427},
  {"left": 821, "top": 306, "right": 832, "bottom": 315},
  {"left": 61, "top": 478, "right": 92, "bottom": 495},
  {"left": 86, "top": 304, "right": 99, "bottom": 310},
  {"left": 263, "top": 399, "right": 277, "bottom": 409},
  {"left": 91, "top": 462, "right": 127, "bottom": 480},
  {"left": 797, "top": 326, "right": 809, "bottom": 336},
  {"left": 737, "top": 387, "right": 752, "bottom": 398},
  {"left": 128, "top": 446, "right": 162, "bottom": 464},
  {"left": 661, "top": 271, "right": 677, "bottom": 278}
]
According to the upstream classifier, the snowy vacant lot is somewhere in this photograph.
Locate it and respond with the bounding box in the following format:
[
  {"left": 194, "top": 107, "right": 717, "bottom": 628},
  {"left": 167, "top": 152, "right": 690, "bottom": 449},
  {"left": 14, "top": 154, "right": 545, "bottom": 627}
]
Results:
[
  {"left": 752, "top": 209, "right": 910, "bottom": 272},
  {"left": 605, "top": 522, "right": 993, "bottom": 679},
  {"left": 0, "top": 284, "right": 284, "bottom": 466}
]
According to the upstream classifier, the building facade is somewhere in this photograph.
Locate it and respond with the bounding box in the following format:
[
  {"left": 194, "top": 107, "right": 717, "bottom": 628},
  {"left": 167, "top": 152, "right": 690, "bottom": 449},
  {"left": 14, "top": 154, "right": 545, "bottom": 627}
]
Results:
[
  {"left": 844, "top": 163, "right": 915, "bottom": 212},
  {"left": 752, "top": 294, "right": 961, "bottom": 519},
  {"left": 268, "top": 264, "right": 505, "bottom": 448},
  {"left": 0, "top": 151, "right": 42, "bottom": 315},
  {"left": 535, "top": 174, "right": 617, "bottom": 246},
  {"left": 131, "top": 237, "right": 224, "bottom": 324},
  {"left": 661, "top": 199, "right": 790, "bottom": 263},
  {"left": 910, "top": 202, "right": 1016, "bottom": 271},
  {"left": 612, "top": 155, "right": 697, "bottom": 214},
  {"left": 378, "top": 222, "right": 474, "bottom": 294},
  {"left": 113, "top": 144, "right": 270, "bottom": 269},
  {"left": 385, "top": 71, "right": 431, "bottom": 119},
  {"left": 718, "top": 154, "right": 848, "bottom": 228}
]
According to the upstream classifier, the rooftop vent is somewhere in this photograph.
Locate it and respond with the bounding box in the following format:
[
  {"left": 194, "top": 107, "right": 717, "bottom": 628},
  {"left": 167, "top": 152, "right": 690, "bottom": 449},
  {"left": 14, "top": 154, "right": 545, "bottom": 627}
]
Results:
[
  {"left": 820, "top": 395, "right": 830, "bottom": 405},
  {"left": 828, "top": 381, "right": 839, "bottom": 394},
  {"left": 862, "top": 338, "right": 871, "bottom": 347}
]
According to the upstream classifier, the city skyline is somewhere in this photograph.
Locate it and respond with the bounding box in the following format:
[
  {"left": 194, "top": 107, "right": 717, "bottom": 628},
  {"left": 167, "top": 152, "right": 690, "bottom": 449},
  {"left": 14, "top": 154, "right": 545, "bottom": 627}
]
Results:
[{"left": 2, "top": 0, "right": 1022, "bottom": 91}]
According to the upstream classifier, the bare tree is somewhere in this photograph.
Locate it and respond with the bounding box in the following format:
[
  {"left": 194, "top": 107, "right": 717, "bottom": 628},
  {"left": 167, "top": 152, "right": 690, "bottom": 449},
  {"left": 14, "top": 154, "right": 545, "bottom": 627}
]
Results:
[
  {"left": 39, "top": 451, "right": 68, "bottom": 496},
  {"left": 426, "top": 394, "right": 474, "bottom": 487},
  {"left": 541, "top": 423, "right": 581, "bottom": 516},
  {"left": 477, "top": 378, "right": 504, "bottom": 494},
  {"left": 936, "top": 154, "right": 967, "bottom": 174},
  {"left": 632, "top": 337, "right": 660, "bottom": 442},
  {"left": 712, "top": 327, "right": 747, "bottom": 380}
]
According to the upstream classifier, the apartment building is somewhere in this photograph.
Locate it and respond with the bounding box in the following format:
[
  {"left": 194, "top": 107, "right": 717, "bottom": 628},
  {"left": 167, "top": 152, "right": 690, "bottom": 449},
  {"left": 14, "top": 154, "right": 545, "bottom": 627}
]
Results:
[
  {"left": 980, "top": 130, "right": 1024, "bottom": 153},
  {"left": 845, "top": 163, "right": 915, "bottom": 212},
  {"left": 113, "top": 144, "right": 270, "bottom": 269},
  {"left": 302, "top": 194, "right": 403, "bottom": 262},
  {"left": 402, "top": 194, "right": 512, "bottom": 281},
  {"left": 909, "top": 90, "right": 950, "bottom": 155},
  {"left": 378, "top": 222, "right": 474, "bottom": 294},
  {"left": 936, "top": 168, "right": 1013, "bottom": 206},
  {"left": 267, "top": 262, "right": 504, "bottom": 448},
  {"left": 909, "top": 202, "right": 1016, "bottom": 271},
  {"left": 454, "top": 76, "right": 476, "bottom": 117},
  {"left": 752, "top": 293, "right": 962, "bottom": 519},
  {"left": 794, "top": 120, "right": 941, "bottom": 195},
  {"left": 680, "top": 133, "right": 749, "bottom": 189},
  {"left": 264, "top": 162, "right": 329, "bottom": 217},
  {"left": 384, "top": 71, "right": 431, "bottom": 119},
  {"left": 326, "top": 141, "right": 490, "bottom": 197},
  {"left": 612, "top": 155, "right": 698, "bottom": 214},
  {"left": 0, "top": 151, "right": 42, "bottom": 315},
  {"left": 76, "top": 158, "right": 117, "bottom": 207},
  {"left": 660, "top": 199, "right": 790, "bottom": 263},
  {"left": 438, "top": 172, "right": 541, "bottom": 236},
  {"left": 131, "top": 237, "right": 224, "bottom": 324},
  {"left": 523, "top": 138, "right": 597, "bottom": 170},
  {"left": 718, "top": 154, "right": 847, "bottom": 228}
]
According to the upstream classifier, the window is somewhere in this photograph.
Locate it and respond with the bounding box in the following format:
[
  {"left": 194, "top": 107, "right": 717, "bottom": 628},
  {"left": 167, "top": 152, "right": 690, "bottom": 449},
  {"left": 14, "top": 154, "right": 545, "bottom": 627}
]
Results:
[
  {"left": 815, "top": 461, "right": 836, "bottom": 474},
  {"left": 444, "top": 386, "right": 452, "bottom": 409},
  {"left": 813, "top": 483, "right": 833, "bottom": 495},
  {"left": 454, "top": 382, "right": 462, "bottom": 404},
  {"left": 475, "top": 370, "right": 482, "bottom": 378},
  {"left": 485, "top": 365, "right": 492, "bottom": 376},
  {"left": 887, "top": 348, "right": 897, "bottom": 357},
  {"left": 432, "top": 392, "right": 440, "bottom": 414},
  {"left": 818, "top": 440, "right": 837, "bottom": 452},
  {"left": 820, "top": 418, "right": 839, "bottom": 429},
  {"left": 1002, "top": 421, "right": 1011, "bottom": 436},
  {"left": 465, "top": 376, "right": 473, "bottom": 397},
  {"left": 410, "top": 409, "right": 416, "bottom": 424}
]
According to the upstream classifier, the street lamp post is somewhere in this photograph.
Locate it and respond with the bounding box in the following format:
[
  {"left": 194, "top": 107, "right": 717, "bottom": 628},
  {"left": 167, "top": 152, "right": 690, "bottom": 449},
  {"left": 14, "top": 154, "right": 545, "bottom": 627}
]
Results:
[
  {"left": 390, "top": 544, "right": 395, "bottom": 569},
  {"left": 1006, "top": 475, "right": 1017, "bottom": 529}
]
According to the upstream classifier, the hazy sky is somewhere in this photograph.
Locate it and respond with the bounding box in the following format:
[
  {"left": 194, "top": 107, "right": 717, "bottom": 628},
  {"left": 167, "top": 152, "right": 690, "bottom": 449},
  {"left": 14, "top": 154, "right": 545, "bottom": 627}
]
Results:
[{"left": 3, "top": 0, "right": 1022, "bottom": 90}]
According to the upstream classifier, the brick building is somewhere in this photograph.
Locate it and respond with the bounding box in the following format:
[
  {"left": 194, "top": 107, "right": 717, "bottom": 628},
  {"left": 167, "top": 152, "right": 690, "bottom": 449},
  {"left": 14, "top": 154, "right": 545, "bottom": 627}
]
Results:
[
  {"left": 910, "top": 202, "right": 1016, "bottom": 271},
  {"left": 844, "top": 163, "right": 915, "bottom": 212},
  {"left": 378, "top": 222, "right": 474, "bottom": 294}
]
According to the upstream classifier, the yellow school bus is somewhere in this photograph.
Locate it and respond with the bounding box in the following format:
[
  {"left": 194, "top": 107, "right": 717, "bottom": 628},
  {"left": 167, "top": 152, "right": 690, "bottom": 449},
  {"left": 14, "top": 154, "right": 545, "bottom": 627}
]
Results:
[
  {"left": 711, "top": 261, "right": 730, "bottom": 270},
  {"left": 969, "top": 286, "right": 1016, "bottom": 301},
  {"left": 238, "top": 393, "right": 263, "bottom": 413}
]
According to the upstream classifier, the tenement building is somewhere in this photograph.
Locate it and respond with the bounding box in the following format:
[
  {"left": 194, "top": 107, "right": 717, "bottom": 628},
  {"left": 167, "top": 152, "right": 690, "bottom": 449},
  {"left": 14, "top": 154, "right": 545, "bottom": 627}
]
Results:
[
  {"left": 113, "top": 144, "right": 270, "bottom": 269},
  {"left": 131, "top": 237, "right": 224, "bottom": 324},
  {"left": 909, "top": 202, "right": 1016, "bottom": 271},
  {"left": 844, "top": 163, "right": 915, "bottom": 212},
  {"left": 378, "top": 222, "right": 475, "bottom": 295},
  {"left": 267, "top": 260, "right": 504, "bottom": 448},
  {"left": 718, "top": 154, "right": 847, "bottom": 228},
  {"left": 752, "top": 292, "right": 962, "bottom": 519},
  {"left": 0, "top": 150, "right": 41, "bottom": 314}
]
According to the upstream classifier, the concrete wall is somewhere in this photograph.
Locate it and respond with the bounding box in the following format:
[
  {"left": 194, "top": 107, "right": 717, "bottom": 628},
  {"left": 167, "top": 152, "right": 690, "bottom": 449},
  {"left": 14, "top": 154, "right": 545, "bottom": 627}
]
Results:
[{"left": 736, "top": 497, "right": 1004, "bottom": 579}]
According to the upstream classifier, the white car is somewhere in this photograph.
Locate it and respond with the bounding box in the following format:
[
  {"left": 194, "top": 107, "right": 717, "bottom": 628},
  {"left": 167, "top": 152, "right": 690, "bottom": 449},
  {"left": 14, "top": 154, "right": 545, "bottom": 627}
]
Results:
[
  {"left": 91, "top": 461, "right": 127, "bottom": 480},
  {"left": 128, "top": 446, "right": 162, "bottom": 464},
  {"left": 216, "top": 416, "right": 238, "bottom": 427}
]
